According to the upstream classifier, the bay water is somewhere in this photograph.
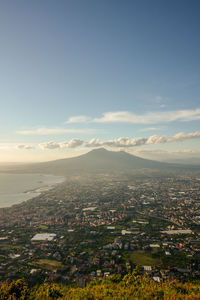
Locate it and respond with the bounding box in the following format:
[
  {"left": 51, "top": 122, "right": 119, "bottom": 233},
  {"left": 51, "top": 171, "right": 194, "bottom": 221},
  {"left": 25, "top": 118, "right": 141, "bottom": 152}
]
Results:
[{"left": 0, "top": 173, "right": 65, "bottom": 208}]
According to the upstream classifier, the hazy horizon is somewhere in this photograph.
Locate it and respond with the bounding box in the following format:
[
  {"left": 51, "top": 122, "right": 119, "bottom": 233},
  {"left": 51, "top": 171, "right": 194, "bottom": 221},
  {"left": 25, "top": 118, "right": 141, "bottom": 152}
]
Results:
[{"left": 0, "top": 147, "right": 199, "bottom": 167}]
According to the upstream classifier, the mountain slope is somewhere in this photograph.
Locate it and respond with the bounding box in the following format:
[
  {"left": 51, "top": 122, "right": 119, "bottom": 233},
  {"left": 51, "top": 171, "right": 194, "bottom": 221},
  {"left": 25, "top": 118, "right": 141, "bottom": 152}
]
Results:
[{"left": 2, "top": 148, "right": 194, "bottom": 175}]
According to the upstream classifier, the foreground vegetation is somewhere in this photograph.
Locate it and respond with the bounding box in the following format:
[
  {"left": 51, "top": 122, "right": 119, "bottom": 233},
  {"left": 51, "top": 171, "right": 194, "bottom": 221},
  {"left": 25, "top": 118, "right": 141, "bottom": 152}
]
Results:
[{"left": 1, "top": 271, "right": 200, "bottom": 299}]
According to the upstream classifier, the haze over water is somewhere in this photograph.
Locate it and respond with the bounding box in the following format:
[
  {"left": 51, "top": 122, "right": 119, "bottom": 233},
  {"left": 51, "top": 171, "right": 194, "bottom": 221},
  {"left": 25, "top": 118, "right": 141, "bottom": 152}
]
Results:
[{"left": 0, "top": 173, "right": 65, "bottom": 208}]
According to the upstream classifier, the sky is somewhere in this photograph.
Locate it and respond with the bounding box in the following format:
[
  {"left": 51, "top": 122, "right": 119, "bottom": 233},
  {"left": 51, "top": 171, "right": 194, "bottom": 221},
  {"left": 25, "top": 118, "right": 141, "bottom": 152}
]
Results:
[{"left": 0, "top": 0, "right": 200, "bottom": 163}]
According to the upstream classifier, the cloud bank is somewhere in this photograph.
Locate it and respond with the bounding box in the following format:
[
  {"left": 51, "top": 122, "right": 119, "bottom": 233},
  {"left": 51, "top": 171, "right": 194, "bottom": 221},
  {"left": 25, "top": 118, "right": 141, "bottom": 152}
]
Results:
[
  {"left": 33, "top": 131, "right": 200, "bottom": 150},
  {"left": 85, "top": 132, "right": 200, "bottom": 148},
  {"left": 66, "top": 108, "right": 200, "bottom": 124},
  {"left": 39, "top": 139, "right": 84, "bottom": 150}
]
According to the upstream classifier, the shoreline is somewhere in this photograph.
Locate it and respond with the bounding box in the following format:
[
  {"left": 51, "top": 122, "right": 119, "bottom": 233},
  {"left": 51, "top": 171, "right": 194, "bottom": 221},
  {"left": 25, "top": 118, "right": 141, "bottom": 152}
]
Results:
[{"left": 0, "top": 173, "right": 66, "bottom": 209}]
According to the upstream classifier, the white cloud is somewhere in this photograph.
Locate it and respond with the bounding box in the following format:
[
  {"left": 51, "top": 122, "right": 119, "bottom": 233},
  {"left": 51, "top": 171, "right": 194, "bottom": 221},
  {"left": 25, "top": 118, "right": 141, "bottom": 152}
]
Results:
[
  {"left": 66, "top": 115, "right": 91, "bottom": 123},
  {"left": 17, "top": 145, "right": 35, "bottom": 150},
  {"left": 146, "top": 135, "right": 167, "bottom": 144},
  {"left": 17, "top": 127, "right": 93, "bottom": 135},
  {"left": 93, "top": 108, "right": 200, "bottom": 124},
  {"left": 39, "top": 142, "right": 60, "bottom": 150},
  {"left": 18, "top": 107, "right": 200, "bottom": 139},
  {"left": 85, "top": 137, "right": 148, "bottom": 148},
  {"left": 85, "top": 138, "right": 102, "bottom": 148},
  {"left": 86, "top": 131, "right": 200, "bottom": 148},
  {"left": 38, "top": 130, "right": 200, "bottom": 150},
  {"left": 168, "top": 131, "right": 200, "bottom": 142},
  {"left": 104, "top": 137, "right": 148, "bottom": 147},
  {"left": 60, "top": 138, "right": 84, "bottom": 148},
  {"left": 86, "top": 137, "right": 146, "bottom": 148},
  {"left": 40, "top": 139, "right": 84, "bottom": 150}
]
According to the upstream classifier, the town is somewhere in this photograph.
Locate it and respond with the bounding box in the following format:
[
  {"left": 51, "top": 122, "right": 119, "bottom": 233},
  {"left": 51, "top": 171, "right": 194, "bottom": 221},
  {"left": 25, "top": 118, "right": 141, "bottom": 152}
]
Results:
[{"left": 0, "top": 171, "right": 200, "bottom": 287}]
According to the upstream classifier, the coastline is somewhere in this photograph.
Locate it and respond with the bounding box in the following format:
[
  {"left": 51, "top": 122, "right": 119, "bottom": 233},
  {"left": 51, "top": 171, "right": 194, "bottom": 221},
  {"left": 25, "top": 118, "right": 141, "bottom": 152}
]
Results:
[{"left": 0, "top": 173, "right": 66, "bottom": 209}]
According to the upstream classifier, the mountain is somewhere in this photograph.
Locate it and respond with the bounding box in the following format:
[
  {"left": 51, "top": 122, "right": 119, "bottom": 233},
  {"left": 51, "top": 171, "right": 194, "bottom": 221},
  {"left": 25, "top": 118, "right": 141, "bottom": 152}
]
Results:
[
  {"left": 161, "top": 157, "right": 200, "bottom": 166},
  {"left": 1, "top": 148, "right": 197, "bottom": 176}
]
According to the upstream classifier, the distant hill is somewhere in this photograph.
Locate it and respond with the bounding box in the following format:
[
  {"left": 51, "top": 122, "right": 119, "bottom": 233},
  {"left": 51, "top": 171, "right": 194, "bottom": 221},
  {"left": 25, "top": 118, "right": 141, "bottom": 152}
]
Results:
[
  {"left": 161, "top": 157, "right": 200, "bottom": 166},
  {"left": 1, "top": 148, "right": 198, "bottom": 176}
]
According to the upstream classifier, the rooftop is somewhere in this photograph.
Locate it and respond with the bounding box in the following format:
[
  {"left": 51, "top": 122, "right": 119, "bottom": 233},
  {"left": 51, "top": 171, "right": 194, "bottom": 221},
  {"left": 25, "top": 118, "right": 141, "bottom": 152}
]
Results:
[{"left": 31, "top": 233, "right": 56, "bottom": 241}]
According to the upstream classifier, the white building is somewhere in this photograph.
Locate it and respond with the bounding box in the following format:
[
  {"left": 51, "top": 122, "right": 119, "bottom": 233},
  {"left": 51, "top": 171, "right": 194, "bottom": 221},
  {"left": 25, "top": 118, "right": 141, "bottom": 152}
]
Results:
[{"left": 31, "top": 233, "right": 56, "bottom": 242}]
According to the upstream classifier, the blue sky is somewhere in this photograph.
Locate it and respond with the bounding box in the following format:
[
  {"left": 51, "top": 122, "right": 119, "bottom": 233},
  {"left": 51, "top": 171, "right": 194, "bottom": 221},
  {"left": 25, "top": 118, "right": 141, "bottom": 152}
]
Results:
[{"left": 0, "top": 0, "right": 200, "bottom": 162}]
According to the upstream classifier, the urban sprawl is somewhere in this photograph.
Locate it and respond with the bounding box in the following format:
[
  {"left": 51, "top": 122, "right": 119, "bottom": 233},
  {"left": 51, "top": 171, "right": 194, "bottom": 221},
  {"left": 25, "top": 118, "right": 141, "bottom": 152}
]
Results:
[{"left": 0, "top": 172, "right": 200, "bottom": 287}]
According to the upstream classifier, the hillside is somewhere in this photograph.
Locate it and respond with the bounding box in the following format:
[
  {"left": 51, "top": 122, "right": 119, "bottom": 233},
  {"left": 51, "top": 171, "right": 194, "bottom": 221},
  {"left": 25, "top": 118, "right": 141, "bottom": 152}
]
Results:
[
  {"left": 1, "top": 272, "right": 200, "bottom": 299},
  {"left": 0, "top": 148, "right": 195, "bottom": 176}
]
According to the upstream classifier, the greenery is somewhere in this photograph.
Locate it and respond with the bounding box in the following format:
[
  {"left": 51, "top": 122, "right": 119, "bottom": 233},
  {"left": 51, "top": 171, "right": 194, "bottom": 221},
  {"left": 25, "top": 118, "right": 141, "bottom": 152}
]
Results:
[
  {"left": 1, "top": 271, "right": 200, "bottom": 299},
  {"left": 30, "top": 259, "right": 63, "bottom": 271},
  {"left": 123, "top": 250, "right": 161, "bottom": 266}
]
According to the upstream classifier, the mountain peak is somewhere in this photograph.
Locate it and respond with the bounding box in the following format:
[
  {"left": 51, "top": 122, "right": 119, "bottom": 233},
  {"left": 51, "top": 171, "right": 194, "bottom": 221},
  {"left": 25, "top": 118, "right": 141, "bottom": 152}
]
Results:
[
  {"left": 89, "top": 147, "right": 108, "bottom": 153},
  {"left": 85, "top": 148, "right": 129, "bottom": 158},
  {"left": 88, "top": 148, "right": 128, "bottom": 155}
]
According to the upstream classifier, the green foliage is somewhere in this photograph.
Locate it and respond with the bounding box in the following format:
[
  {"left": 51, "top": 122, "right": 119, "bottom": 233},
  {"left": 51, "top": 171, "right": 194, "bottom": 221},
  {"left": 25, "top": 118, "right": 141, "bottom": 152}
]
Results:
[
  {"left": 32, "top": 283, "right": 65, "bottom": 299},
  {"left": 104, "top": 274, "right": 122, "bottom": 283},
  {"left": 0, "top": 273, "right": 200, "bottom": 299},
  {"left": 0, "top": 279, "right": 28, "bottom": 300}
]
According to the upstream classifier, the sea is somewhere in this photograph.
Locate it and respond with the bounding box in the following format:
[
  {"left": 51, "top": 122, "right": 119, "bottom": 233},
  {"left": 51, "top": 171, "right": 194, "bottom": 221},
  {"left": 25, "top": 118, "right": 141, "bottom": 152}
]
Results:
[{"left": 0, "top": 173, "right": 65, "bottom": 208}]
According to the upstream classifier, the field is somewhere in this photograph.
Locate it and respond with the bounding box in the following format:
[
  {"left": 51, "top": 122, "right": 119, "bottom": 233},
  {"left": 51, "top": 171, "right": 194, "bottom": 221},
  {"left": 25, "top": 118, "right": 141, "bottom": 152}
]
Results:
[
  {"left": 30, "top": 259, "right": 63, "bottom": 271},
  {"left": 124, "top": 250, "right": 161, "bottom": 266}
]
